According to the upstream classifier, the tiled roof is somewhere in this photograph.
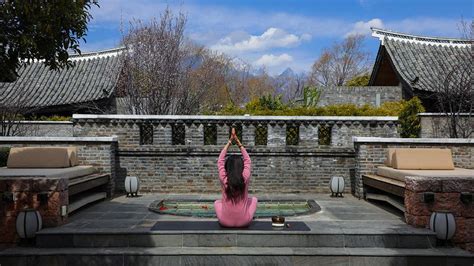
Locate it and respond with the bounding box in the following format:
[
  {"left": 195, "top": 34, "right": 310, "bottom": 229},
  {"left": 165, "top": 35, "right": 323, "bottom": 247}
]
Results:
[
  {"left": 370, "top": 28, "right": 472, "bottom": 92},
  {"left": 0, "top": 48, "right": 124, "bottom": 108}
]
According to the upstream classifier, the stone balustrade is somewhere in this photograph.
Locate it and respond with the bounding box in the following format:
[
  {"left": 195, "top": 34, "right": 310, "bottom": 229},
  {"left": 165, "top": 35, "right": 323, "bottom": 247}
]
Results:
[
  {"left": 72, "top": 114, "right": 399, "bottom": 148},
  {"left": 69, "top": 115, "right": 398, "bottom": 193}
]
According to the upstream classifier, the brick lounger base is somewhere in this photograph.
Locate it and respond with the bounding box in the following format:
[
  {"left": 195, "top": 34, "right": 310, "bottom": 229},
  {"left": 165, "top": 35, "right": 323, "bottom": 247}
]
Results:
[
  {"left": 405, "top": 176, "right": 474, "bottom": 252},
  {"left": 0, "top": 177, "right": 68, "bottom": 245}
]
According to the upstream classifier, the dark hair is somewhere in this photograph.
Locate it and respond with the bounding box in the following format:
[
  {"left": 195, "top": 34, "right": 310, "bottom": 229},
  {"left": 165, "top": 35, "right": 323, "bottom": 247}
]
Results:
[{"left": 224, "top": 155, "right": 245, "bottom": 203}]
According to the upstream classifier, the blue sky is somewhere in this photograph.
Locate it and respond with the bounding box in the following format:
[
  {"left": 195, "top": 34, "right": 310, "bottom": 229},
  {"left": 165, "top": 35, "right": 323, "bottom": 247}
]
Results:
[{"left": 83, "top": 0, "right": 472, "bottom": 74}]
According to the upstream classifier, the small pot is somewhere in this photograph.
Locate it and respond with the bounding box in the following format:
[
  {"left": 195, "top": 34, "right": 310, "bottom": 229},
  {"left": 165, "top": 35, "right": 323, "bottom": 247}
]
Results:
[{"left": 272, "top": 216, "right": 285, "bottom": 227}]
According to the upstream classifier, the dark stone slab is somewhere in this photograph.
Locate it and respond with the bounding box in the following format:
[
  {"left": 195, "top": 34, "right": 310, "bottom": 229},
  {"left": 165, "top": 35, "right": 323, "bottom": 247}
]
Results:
[
  {"left": 343, "top": 234, "right": 399, "bottom": 248},
  {"left": 36, "top": 234, "right": 74, "bottom": 248},
  {"left": 350, "top": 256, "right": 407, "bottom": 266},
  {"left": 124, "top": 255, "right": 181, "bottom": 266},
  {"left": 183, "top": 234, "right": 236, "bottom": 247},
  {"left": 236, "top": 234, "right": 344, "bottom": 247},
  {"left": 151, "top": 221, "right": 310, "bottom": 231},
  {"left": 181, "top": 255, "right": 291, "bottom": 266},
  {"left": 293, "top": 256, "right": 350, "bottom": 266},
  {"left": 73, "top": 234, "right": 129, "bottom": 247},
  {"left": 128, "top": 234, "right": 183, "bottom": 247}
]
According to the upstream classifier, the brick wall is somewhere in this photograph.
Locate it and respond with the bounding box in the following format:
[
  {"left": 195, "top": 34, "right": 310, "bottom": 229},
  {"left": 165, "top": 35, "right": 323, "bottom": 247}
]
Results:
[
  {"left": 318, "top": 86, "right": 402, "bottom": 107},
  {"left": 73, "top": 115, "right": 398, "bottom": 193},
  {"left": 0, "top": 177, "right": 68, "bottom": 245},
  {"left": 9, "top": 121, "right": 73, "bottom": 137},
  {"left": 116, "top": 146, "right": 355, "bottom": 193},
  {"left": 404, "top": 176, "right": 474, "bottom": 252},
  {"left": 419, "top": 113, "right": 474, "bottom": 138}
]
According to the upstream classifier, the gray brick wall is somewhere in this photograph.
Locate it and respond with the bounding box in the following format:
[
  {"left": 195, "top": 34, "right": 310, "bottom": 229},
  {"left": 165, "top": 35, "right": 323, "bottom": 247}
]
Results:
[
  {"left": 116, "top": 146, "right": 355, "bottom": 193},
  {"left": 318, "top": 86, "right": 402, "bottom": 107},
  {"left": 420, "top": 113, "right": 474, "bottom": 138},
  {"left": 10, "top": 121, "right": 73, "bottom": 137},
  {"left": 331, "top": 123, "right": 398, "bottom": 147},
  {"left": 72, "top": 115, "right": 399, "bottom": 194}
]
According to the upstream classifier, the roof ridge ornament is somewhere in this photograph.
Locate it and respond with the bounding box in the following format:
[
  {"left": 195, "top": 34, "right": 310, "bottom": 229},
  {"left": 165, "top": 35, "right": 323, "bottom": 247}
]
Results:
[
  {"left": 371, "top": 27, "right": 472, "bottom": 47},
  {"left": 69, "top": 47, "right": 126, "bottom": 61}
]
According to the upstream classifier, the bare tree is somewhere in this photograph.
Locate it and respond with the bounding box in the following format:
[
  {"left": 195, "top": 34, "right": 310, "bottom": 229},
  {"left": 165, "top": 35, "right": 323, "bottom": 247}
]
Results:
[
  {"left": 309, "top": 35, "right": 370, "bottom": 86},
  {"left": 117, "top": 8, "right": 191, "bottom": 115},
  {"left": 308, "top": 50, "right": 333, "bottom": 86},
  {"left": 274, "top": 71, "right": 307, "bottom": 102},
  {"left": 433, "top": 62, "right": 473, "bottom": 138},
  {"left": 0, "top": 87, "right": 36, "bottom": 136},
  {"left": 179, "top": 47, "right": 235, "bottom": 113},
  {"left": 224, "top": 59, "right": 252, "bottom": 106},
  {"left": 432, "top": 19, "right": 473, "bottom": 138},
  {"left": 247, "top": 69, "right": 276, "bottom": 101},
  {"left": 458, "top": 17, "right": 473, "bottom": 40},
  {"left": 286, "top": 73, "right": 307, "bottom": 102}
]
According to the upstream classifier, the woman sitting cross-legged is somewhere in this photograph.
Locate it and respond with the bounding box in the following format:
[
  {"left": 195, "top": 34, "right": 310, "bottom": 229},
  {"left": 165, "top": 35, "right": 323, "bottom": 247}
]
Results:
[{"left": 214, "top": 128, "right": 258, "bottom": 228}]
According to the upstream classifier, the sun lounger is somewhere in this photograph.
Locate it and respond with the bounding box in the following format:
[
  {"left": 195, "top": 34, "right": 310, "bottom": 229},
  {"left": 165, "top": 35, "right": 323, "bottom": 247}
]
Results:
[
  {"left": 0, "top": 147, "right": 109, "bottom": 214},
  {"left": 363, "top": 148, "right": 474, "bottom": 211}
]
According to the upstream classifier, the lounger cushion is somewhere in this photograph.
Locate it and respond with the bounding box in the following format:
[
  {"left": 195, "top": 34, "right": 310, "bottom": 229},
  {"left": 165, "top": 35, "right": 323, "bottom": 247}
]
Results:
[
  {"left": 391, "top": 148, "right": 454, "bottom": 170},
  {"left": 67, "top": 147, "right": 79, "bottom": 166},
  {"left": 384, "top": 148, "right": 397, "bottom": 167},
  {"left": 0, "top": 165, "right": 97, "bottom": 179},
  {"left": 376, "top": 166, "right": 474, "bottom": 182},
  {"left": 7, "top": 147, "right": 78, "bottom": 168}
]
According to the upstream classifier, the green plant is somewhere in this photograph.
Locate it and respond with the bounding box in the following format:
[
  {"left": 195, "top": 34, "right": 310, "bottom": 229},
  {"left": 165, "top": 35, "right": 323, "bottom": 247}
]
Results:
[
  {"left": 398, "top": 97, "right": 425, "bottom": 138},
  {"left": 345, "top": 74, "right": 370, "bottom": 86},
  {"left": 35, "top": 115, "right": 72, "bottom": 121},
  {"left": 0, "top": 147, "right": 10, "bottom": 167},
  {"left": 1, "top": 0, "right": 99, "bottom": 81},
  {"left": 215, "top": 95, "right": 412, "bottom": 118},
  {"left": 302, "top": 86, "right": 321, "bottom": 108},
  {"left": 246, "top": 95, "right": 285, "bottom": 112}
]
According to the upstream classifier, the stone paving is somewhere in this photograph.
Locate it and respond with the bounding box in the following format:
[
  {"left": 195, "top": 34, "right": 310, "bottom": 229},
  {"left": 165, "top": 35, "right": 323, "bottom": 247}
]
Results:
[
  {"left": 49, "top": 193, "right": 407, "bottom": 233},
  {"left": 2, "top": 193, "right": 473, "bottom": 266}
]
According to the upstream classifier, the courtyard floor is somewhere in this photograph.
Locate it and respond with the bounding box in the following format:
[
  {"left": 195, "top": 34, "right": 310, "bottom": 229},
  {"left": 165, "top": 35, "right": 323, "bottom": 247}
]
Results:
[
  {"left": 48, "top": 193, "right": 411, "bottom": 234},
  {"left": 2, "top": 193, "right": 472, "bottom": 266}
]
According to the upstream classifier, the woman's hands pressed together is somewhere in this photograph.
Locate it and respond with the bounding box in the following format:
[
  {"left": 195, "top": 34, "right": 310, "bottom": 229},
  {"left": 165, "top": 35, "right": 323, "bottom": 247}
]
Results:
[{"left": 225, "top": 128, "right": 243, "bottom": 150}]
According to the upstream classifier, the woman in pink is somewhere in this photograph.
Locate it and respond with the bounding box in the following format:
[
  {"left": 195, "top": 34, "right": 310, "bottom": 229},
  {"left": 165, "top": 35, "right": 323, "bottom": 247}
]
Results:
[{"left": 214, "top": 129, "right": 258, "bottom": 227}]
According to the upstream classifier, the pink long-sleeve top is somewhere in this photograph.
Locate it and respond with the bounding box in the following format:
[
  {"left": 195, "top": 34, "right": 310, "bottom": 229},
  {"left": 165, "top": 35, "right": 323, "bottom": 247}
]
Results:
[{"left": 217, "top": 146, "right": 253, "bottom": 226}]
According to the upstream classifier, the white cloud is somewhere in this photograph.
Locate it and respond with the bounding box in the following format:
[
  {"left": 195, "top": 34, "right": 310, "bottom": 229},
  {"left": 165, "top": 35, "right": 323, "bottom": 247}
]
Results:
[
  {"left": 90, "top": 1, "right": 461, "bottom": 43},
  {"left": 89, "top": 1, "right": 346, "bottom": 40},
  {"left": 346, "top": 18, "right": 384, "bottom": 37},
  {"left": 254, "top": 53, "right": 293, "bottom": 67},
  {"left": 211, "top": 28, "right": 310, "bottom": 53}
]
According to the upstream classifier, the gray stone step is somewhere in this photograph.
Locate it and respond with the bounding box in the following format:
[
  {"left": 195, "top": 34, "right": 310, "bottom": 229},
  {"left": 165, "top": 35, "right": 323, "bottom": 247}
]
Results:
[
  {"left": 1, "top": 247, "right": 472, "bottom": 266},
  {"left": 36, "top": 229, "right": 436, "bottom": 249}
]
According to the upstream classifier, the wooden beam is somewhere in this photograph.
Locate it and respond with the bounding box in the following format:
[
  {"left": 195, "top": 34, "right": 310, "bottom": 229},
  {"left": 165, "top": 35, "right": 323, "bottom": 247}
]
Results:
[{"left": 363, "top": 174, "right": 405, "bottom": 197}]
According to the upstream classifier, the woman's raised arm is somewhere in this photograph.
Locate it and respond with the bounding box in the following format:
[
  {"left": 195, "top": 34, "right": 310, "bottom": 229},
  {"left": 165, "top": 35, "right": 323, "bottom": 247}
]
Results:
[
  {"left": 234, "top": 135, "right": 251, "bottom": 183},
  {"left": 217, "top": 139, "right": 232, "bottom": 185}
]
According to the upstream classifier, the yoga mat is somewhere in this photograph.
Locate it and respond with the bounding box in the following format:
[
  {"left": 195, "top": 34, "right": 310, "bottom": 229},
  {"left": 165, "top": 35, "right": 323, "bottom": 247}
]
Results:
[{"left": 151, "top": 221, "right": 311, "bottom": 231}]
